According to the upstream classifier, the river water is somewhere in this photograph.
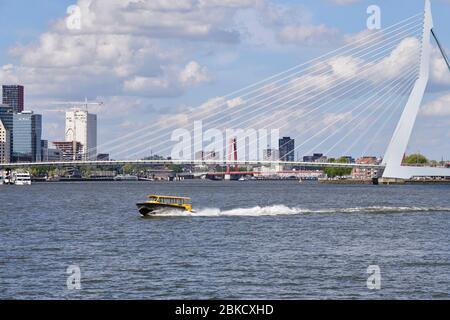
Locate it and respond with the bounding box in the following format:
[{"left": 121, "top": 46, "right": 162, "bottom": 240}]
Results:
[{"left": 0, "top": 180, "right": 449, "bottom": 299}]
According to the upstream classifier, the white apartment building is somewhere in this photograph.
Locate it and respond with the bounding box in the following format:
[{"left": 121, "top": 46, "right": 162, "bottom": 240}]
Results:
[
  {"left": 65, "top": 109, "right": 97, "bottom": 160},
  {"left": 0, "top": 119, "right": 10, "bottom": 163},
  {"left": 263, "top": 149, "right": 279, "bottom": 161}
]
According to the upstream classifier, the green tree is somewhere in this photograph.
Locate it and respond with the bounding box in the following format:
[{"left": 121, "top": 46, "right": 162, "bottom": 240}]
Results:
[
  {"left": 323, "top": 157, "right": 353, "bottom": 178},
  {"left": 122, "top": 164, "right": 138, "bottom": 174},
  {"left": 429, "top": 160, "right": 439, "bottom": 167},
  {"left": 168, "top": 164, "right": 183, "bottom": 173},
  {"left": 403, "top": 153, "right": 428, "bottom": 165},
  {"left": 80, "top": 166, "right": 96, "bottom": 177},
  {"left": 27, "top": 166, "right": 53, "bottom": 177}
]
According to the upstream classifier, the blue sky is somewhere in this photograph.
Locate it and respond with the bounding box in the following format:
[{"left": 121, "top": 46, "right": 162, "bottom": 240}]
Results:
[{"left": 0, "top": 0, "right": 449, "bottom": 160}]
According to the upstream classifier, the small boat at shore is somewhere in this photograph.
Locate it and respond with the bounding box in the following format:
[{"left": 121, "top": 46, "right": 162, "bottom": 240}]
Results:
[
  {"left": 13, "top": 172, "right": 32, "bottom": 185},
  {"left": 114, "top": 174, "right": 139, "bottom": 181},
  {"left": 136, "top": 195, "right": 192, "bottom": 216}
]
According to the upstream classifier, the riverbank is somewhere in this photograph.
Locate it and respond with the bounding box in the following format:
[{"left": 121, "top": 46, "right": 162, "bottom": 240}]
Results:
[
  {"left": 16, "top": 177, "right": 450, "bottom": 185},
  {"left": 320, "top": 177, "right": 450, "bottom": 185}
]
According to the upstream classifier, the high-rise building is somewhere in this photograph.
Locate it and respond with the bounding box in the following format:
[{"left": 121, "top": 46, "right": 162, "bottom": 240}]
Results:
[
  {"left": 12, "top": 111, "right": 42, "bottom": 162},
  {"left": 44, "top": 143, "right": 62, "bottom": 162},
  {"left": 279, "top": 137, "right": 295, "bottom": 162},
  {"left": 263, "top": 148, "right": 279, "bottom": 161},
  {"left": 195, "top": 150, "right": 219, "bottom": 161},
  {"left": 65, "top": 109, "right": 97, "bottom": 160},
  {"left": 97, "top": 153, "right": 110, "bottom": 161},
  {"left": 2, "top": 85, "right": 24, "bottom": 113},
  {"left": 47, "top": 148, "right": 62, "bottom": 162},
  {"left": 53, "top": 141, "right": 83, "bottom": 161},
  {"left": 41, "top": 140, "right": 48, "bottom": 161},
  {"left": 0, "top": 119, "right": 10, "bottom": 163},
  {"left": 303, "top": 153, "right": 324, "bottom": 162},
  {"left": 0, "top": 105, "right": 14, "bottom": 157}
]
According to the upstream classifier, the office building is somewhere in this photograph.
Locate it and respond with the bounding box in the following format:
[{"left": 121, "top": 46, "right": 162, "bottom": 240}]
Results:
[
  {"left": 303, "top": 153, "right": 325, "bottom": 162},
  {"left": 65, "top": 109, "right": 97, "bottom": 160},
  {"left": 2, "top": 85, "right": 24, "bottom": 113},
  {"left": 47, "top": 148, "right": 62, "bottom": 162},
  {"left": 0, "top": 119, "right": 10, "bottom": 163},
  {"left": 195, "top": 150, "right": 219, "bottom": 161},
  {"left": 0, "top": 105, "right": 13, "bottom": 157},
  {"left": 53, "top": 141, "right": 83, "bottom": 161},
  {"left": 97, "top": 153, "right": 110, "bottom": 161},
  {"left": 12, "top": 111, "right": 42, "bottom": 162},
  {"left": 263, "top": 148, "right": 279, "bottom": 161},
  {"left": 279, "top": 137, "right": 295, "bottom": 162},
  {"left": 41, "top": 140, "right": 48, "bottom": 161}
]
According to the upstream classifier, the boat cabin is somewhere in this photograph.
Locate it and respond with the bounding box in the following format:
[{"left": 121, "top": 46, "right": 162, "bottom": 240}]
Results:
[{"left": 148, "top": 195, "right": 191, "bottom": 205}]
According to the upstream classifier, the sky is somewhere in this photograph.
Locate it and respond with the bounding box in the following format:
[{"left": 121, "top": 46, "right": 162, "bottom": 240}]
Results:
[{"left": 0, "top": 0, "right": 449, "bottom": 160}]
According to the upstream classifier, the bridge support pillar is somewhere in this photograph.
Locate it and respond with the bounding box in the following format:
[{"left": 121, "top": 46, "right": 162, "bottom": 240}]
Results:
[
  {"left": 382, "top": 0, "right": 450, "bottom": 179},
  {"left": 378, "top": 177, "right": 406, "bottom": 185}
]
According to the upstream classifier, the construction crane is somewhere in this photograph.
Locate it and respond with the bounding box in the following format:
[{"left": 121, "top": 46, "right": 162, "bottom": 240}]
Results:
[{"left": 44, "top": 98, "right": 104, "bottom": 112}]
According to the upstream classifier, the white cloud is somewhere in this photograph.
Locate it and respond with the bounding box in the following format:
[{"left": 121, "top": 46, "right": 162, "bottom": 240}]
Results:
[
  {"left": 278, "top": 24, "right": 338, "bottom": 45},
  {"left": 322, "top": 111, "right": 353, "bottom": 127},
  {"left": 226, "top": 96, "right": 244, "bottom": 108},
  {"left": 430, "top": 47, "right": 450, "bottom": 87},
  {"left": 0, "top": 64, "right": 18, "bottom": 84},
  {"left": 0, "top": 0, "right": 346, "bottom": 101},
  {"left": 123, "top": 60, "right": 211, "bottom": 96},
  {"left": 123, "top": 76, "right": 171, "bottom": 95},
  {"left": 343, "top": 29, "right": 384, "bottom": 48},
  {"left": 327, "top": 55, "right": 363, "bottom": 79},
  {"left": 421, "top": 93, "right": 450, "bottom": 116},
  {"left": 370, "top": 37, "right": 421, "bottom": 82},
  {"left": 0, "top": 0, "right": 261, "bottom": 99},
  {"left": 234, "top": 2, "right": 338, "bottom": 47},
  {"left": 178, "top": 61, "right": 212, "bottom": 87},
  {"left": 56, "top": 0, "right": 261, "bottom": 42},
  {"left": 280, "top": 37, "right": 421, "bottom": 97}
]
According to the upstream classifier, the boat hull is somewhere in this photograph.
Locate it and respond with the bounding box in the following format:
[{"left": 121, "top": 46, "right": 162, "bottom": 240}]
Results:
[
  {"left": 136, "top": 203, "right": 188, "bottom": 216},
  {"left": 15, "top": 181, "right": 32, "bottom": 186}
]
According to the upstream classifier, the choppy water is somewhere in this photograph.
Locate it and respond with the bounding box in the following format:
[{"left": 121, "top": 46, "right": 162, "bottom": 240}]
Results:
[{"left": 1, "top": 181, "right": 449, "bottom": 299}]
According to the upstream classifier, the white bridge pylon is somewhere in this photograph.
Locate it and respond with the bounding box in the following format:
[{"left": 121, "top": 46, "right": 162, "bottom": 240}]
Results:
[{"left": 382, "top": 0, "right": 450, "bottom": 179}]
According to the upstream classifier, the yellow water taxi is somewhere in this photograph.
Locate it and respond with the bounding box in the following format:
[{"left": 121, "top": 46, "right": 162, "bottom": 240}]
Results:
[{"left": 136, "top": 195, "right": 192, "bottom": 216}]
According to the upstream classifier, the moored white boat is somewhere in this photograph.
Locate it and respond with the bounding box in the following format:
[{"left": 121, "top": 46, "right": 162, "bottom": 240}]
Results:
[
  {"left": 114, "top": 174, "right": 139, "bottom": 181},
  {"left": 13, "top": 172, "right": 32, "bottom": 185}
]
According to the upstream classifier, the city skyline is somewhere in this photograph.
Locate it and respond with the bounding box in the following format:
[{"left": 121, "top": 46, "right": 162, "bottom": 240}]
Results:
[{"left": 0, "top": 1, "right": 449, "bottom": 160}]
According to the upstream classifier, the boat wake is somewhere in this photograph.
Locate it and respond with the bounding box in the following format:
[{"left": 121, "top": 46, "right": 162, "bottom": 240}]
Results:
[{"left": 151, "top": 205, "right": 450, "bottom": 217}]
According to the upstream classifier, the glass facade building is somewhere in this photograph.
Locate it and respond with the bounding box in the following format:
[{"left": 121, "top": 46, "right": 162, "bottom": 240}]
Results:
[
  {"left": 279, "top": 137, "right": 295, "bottom": 162},
  {"left": 2, "top": 85, "right": 24, "bottom": 113},
  {"left": 0, "top": 105, "right": 14, "bottom": 158},
  {"left": 12, "top": 112, "right": 42, "bottom": 162}
]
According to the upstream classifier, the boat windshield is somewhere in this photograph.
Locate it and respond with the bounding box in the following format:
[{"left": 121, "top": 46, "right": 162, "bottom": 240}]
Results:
[{"left": 149, "top": 196, "right": 190, "bottom": 205}]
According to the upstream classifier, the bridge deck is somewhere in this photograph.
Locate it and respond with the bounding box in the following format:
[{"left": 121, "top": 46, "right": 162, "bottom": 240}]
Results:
[{"left": 0, "top": 160, "right": 384, "bottom": 169}]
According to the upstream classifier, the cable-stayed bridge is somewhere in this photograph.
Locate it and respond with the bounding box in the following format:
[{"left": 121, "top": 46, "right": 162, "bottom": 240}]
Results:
[
  {"left": 1, "top": 0, "right": 449, "bottom": 180},
  {"left": 0, "top": 159, "right": 383, "bottom": 170}
]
